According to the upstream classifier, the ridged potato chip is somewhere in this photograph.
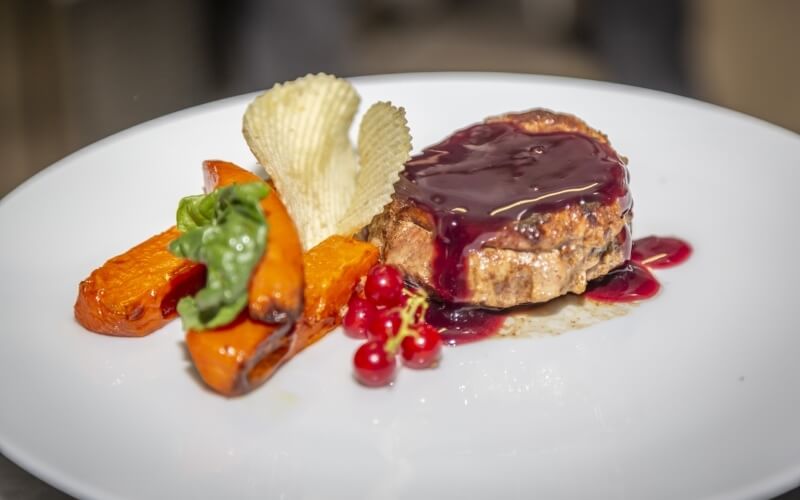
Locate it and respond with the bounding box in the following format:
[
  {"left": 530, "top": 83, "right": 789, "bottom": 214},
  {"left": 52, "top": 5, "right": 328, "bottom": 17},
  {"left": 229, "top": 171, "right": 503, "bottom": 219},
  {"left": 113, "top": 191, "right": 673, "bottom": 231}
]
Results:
[
  {"left": 243, "top": 74, "right": 411, "bottom": 249},
  {"left": 337, "top": 102, "right": 412, "bottom": 237},
  {"left": 243, "top": 74, "right": 360, "bottom": 249}
]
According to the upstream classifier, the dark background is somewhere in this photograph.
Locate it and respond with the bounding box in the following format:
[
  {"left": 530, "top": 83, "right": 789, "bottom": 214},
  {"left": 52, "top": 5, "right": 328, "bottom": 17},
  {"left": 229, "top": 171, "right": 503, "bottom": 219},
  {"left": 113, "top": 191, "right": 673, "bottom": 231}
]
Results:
[{"left": 1, "top": 0, "right": 799, "bottom": 498}]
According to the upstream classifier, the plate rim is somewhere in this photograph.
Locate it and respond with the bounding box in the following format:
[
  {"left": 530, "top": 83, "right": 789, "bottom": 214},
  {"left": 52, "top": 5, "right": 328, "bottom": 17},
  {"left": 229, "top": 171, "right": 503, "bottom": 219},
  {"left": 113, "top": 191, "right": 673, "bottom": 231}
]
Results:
[{"left": 3, "top": 71, "right": 798, "bottom": 209}]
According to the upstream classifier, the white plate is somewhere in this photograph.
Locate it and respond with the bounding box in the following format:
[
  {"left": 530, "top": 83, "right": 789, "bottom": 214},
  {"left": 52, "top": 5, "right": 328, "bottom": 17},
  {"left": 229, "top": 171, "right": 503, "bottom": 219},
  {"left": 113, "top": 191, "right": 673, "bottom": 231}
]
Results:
[{"left": 1, "top": 73, "right": 799, "bottom": 500}]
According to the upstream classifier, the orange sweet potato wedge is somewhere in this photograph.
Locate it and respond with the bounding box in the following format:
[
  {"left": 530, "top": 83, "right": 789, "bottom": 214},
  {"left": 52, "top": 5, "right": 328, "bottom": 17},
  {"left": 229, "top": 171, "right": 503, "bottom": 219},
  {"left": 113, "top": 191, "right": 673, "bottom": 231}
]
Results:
[
  {"left": 203, "top": 160, "right": 304, "bottom": 323},
  {"left": 75, "top": 227, "right": 206, "bottom": 337},
  {"left": 186, "top": 235, "right": 379, "bottom": 396},
  {"left": 185, "top": 316, "right": 291, "bottom": 395},
  {"left": 294, "top": 235, "right": 380, "bottom": 347}
]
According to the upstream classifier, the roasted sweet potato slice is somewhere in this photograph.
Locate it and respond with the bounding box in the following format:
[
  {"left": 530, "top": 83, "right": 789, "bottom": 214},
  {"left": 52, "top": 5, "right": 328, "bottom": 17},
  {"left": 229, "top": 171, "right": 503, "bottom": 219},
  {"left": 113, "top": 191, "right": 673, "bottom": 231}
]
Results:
[
  {"left": 294, "top": 235, "right": 380, "bottom": 346},
  {"left": 186, "top": 235, "right": 379, "bottom": 396},
  {"left": 203, "top": 160, "right": 304, "bottom": 322},
  {"left": 75, "top": 227, "right": 206, "bottom": 336},
  {"left": 185, "top": 317, "right": 291, "bottom": 395}
]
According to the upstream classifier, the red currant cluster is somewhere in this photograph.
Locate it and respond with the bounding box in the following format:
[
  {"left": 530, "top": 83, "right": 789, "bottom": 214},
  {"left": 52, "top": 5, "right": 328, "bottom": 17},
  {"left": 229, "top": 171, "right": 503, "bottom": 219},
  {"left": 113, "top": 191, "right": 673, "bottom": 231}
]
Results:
[{"left": 343, "top": 264, "right": 443, "bottom": 387}]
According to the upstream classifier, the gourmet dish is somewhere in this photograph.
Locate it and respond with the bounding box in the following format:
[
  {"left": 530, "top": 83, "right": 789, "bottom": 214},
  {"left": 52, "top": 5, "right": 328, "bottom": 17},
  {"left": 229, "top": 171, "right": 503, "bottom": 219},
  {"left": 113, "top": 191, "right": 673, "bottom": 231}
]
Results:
[{"left": 74, "top": 74, "right": 690, "bottom": 395}]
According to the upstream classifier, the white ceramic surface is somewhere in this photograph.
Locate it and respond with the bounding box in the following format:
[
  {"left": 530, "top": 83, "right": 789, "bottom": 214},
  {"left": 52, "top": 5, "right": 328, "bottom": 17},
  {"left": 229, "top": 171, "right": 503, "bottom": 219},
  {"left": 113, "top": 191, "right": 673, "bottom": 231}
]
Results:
[{"left": 1, "top": 73, "right": 799, "bottom": 500}]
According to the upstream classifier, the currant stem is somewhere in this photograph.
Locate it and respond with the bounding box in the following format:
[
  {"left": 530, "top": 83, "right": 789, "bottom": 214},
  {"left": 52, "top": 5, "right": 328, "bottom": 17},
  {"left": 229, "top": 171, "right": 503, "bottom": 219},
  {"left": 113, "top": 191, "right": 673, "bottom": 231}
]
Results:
[{"left": 384, "top": 289, "right": 429, "bottom": 355}]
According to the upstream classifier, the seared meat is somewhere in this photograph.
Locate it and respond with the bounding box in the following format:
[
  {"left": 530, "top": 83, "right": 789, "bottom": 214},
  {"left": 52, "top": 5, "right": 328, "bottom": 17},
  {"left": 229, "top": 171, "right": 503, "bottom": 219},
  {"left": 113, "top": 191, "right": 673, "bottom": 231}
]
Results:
[{"left": 367, "top": 109, "right": 632, "bottom": 309}]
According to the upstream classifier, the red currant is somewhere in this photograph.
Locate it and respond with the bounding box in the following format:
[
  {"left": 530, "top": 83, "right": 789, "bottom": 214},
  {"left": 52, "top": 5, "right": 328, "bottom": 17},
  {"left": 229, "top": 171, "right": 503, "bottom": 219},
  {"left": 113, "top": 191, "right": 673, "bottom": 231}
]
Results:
[
  {"left": 368, "top": 308, "right": 401, "bottom": 342},
  {"left": 400, "top": 323, "right": 442, "bottom": 369},
  {"left": 353, "top": 340, "right": 397, "bottom": 387},
  {"left": 364, "top": 265, "right": 405, "bottom": 307},
  {"left": 343, "top": 296, "right": 377, "bottom": 339}
]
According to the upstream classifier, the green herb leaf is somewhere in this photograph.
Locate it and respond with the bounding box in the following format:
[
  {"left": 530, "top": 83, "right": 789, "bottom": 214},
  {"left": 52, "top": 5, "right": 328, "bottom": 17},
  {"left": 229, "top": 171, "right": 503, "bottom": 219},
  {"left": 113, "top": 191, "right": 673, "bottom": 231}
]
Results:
[
  {"left": 175, "top": 191, "right": 218, "bottom": 232},
  {"left": 169, "top": 182, "right": 269, "bottom": 330}
]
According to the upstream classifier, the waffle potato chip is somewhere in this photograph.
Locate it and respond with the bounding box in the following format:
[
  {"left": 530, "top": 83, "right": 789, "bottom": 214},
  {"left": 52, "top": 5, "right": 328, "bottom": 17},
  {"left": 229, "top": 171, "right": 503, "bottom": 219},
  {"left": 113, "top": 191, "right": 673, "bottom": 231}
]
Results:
[
  {"left": 337, "top": 102, "right": 412, "bottom": 237},
  {"left": 243, "top": 74, "right": 411, "bottom": 249},
  {"left": 243, "top": 74, "right": 360, "bottom": 249}
]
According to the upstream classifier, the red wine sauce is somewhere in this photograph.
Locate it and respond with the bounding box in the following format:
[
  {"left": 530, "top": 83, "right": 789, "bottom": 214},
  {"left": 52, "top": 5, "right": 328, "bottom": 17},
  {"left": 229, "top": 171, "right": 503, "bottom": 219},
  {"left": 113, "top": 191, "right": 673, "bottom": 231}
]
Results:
[
  {"left": 584, "top": 261, "right": 661, "bottom": 303},
  {"left": 631, "top": 236, "right": 692, "bottom": 269},
  {"left": 425, "top": 300, "right": 506, "bottom": 346},
  {"left": 397, "top": 121, "right": 631, "bottom": 301},
  {"left": 393, "top": 118, "right": 690, "bottom": 340}
]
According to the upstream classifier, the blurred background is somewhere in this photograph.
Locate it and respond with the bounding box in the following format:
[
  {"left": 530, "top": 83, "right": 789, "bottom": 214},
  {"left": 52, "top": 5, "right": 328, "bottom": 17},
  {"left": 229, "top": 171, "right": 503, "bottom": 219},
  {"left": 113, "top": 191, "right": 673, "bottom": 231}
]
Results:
[
  {"left": 2, "top": 0, "right": 800, "bottom": 199},
  {"left": 1, "top": 0, "right": 800, "bottom": 498}
]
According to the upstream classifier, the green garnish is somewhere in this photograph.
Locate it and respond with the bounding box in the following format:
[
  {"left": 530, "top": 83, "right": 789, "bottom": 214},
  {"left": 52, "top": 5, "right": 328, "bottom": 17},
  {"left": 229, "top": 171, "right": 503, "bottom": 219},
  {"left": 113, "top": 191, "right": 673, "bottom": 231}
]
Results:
[{"left": 169, "top": 182, "right": 269, "bottom": 330}]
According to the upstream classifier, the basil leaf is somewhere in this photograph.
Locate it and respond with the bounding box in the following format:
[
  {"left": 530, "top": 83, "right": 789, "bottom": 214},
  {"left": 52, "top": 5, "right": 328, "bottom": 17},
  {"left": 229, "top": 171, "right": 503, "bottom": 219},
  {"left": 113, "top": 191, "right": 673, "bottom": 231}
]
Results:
[
  {"left": 169, "top": 182, "right": 269, "bottom": 330},
  {"left": 176, "top": 191, "right": 219, "bottom": 232}
]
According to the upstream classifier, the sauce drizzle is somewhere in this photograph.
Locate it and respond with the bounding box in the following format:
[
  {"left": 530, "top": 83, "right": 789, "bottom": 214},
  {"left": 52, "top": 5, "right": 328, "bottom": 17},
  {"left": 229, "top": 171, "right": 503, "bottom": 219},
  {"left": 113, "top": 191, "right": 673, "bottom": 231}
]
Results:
[
  {"left": 393, "top": 119, "right": 691, "bottom": 342},
  {"left": 397, "top": 122, "right": 630, "bottom": 300},
  {"left": 424, "top": 301, "right": 506, "bottom": 346},
  {"left": 426, "top": 234, "right": 693, "bottom": 342},
  {"left": 584, "top": 261, "right": 661, "bottom": 303},
  {"left": 631, "top": 236, "right": 692, "bottom": 268}
]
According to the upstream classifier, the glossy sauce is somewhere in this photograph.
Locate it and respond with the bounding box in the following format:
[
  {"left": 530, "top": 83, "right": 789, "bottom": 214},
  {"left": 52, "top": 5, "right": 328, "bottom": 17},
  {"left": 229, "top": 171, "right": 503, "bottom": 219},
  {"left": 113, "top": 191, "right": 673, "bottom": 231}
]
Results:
[
  {"left": 583, "top": 236, "right": 694, "bottom": 303},
  {"left": 631, "top": 236, "right": 692, "bottom": 268},
  {"left": 395, "top": 120, "right": 690, "bottom": 342},
  {"left": 584, "top": 261, "right": 661, "bottom": 303},
  {"left": 420, "top": 239, "right": 690, "bottom": 341},
  {"left": 424, "top": 300, "right": 506, "bottom": 346},
  {"left": 397, "top": 122, "right": 630, "bottom": 301}
]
